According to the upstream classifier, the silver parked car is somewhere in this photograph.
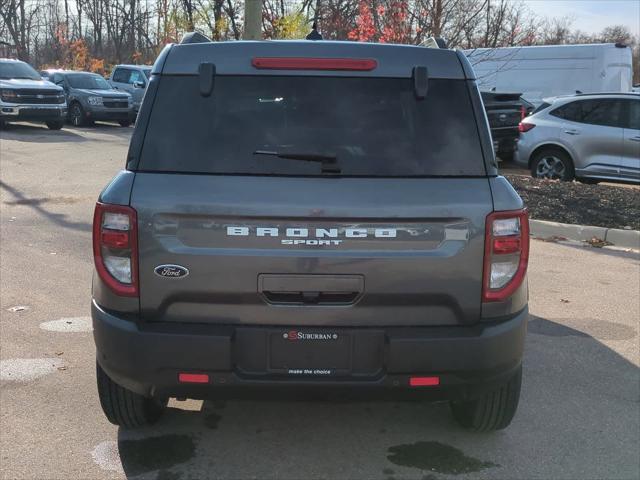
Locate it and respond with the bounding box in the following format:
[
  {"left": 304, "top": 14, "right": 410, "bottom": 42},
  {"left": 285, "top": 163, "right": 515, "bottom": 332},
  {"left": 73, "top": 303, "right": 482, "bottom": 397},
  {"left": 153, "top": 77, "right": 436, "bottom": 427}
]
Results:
[
  {"left": 108, "top": 64, "right": 151, "bottom": 113},
  {"left": 514, "top": 93, "right": 639, "bottom": 183}
]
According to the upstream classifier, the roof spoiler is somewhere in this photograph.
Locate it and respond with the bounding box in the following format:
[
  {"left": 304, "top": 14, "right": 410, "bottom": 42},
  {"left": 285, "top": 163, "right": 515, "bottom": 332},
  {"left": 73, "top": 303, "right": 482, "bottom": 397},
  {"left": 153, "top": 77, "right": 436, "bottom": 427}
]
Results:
[
  {"left": 421, "top": 37, "right": 448, "bottom": 49},
  {"left": 181, "top": 32, "right": 212, "bottom": 44}
]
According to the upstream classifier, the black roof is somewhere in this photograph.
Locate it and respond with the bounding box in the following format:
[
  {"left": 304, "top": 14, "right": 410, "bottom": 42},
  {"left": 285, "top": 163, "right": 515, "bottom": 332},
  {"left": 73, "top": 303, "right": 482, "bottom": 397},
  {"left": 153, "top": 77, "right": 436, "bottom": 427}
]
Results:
[{"left": 153, "top": 40, "right": 475, "bottom": 80}]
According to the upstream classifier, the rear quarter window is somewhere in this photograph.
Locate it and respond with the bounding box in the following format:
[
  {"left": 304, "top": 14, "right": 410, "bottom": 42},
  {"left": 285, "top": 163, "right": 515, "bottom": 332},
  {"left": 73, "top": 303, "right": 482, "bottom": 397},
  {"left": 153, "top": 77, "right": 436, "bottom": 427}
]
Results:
[
  {"left": 137, "top": 75, "right": 486, "bottom": 177},
  {"left": 550, "top": 99, "right": 625, "bottom": 128}
]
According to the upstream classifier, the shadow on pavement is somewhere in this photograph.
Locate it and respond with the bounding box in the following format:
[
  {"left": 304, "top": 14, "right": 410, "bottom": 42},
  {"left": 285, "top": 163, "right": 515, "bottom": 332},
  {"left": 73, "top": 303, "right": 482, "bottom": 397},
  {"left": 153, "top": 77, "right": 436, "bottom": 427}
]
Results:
[
  {"left": 0, "top": 122, "right": 87, "bottom": 143},
  {"left": 115, "top": 316, "right": 639, "bottom": 480},
  {"left": 0, "top": 179, "right": 92, "bottom": 232},
  {"left": 65, "top": 121, "right": 134, "bottom": 139}
]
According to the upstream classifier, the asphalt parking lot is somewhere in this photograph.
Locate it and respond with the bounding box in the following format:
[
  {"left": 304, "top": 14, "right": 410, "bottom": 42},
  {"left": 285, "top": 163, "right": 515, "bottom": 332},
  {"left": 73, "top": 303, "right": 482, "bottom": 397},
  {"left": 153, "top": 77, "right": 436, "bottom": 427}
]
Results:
[{"left": 1, "top": 122, "right": 639, "bottom": 480}]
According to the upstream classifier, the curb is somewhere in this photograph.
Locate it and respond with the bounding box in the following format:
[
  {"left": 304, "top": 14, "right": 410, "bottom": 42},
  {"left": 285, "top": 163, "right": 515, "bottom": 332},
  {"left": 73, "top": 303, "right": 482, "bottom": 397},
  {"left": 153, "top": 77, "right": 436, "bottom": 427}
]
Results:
[{"left": 529, "top": 219, "right": 640, "bottom": 250}]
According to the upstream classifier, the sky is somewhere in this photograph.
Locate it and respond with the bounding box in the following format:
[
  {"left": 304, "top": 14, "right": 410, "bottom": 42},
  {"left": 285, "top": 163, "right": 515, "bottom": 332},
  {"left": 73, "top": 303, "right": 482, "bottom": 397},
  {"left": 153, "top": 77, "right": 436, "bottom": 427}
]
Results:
[{"left": 521, "top": 0, "right": 640, "bottom": 36}]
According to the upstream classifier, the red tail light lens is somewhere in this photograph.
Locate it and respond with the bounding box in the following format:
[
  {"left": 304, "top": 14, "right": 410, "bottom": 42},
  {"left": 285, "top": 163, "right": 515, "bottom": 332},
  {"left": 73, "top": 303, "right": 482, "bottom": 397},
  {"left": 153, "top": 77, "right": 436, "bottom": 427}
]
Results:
[
  {"left": 93, "top": 203, "right": 138, "bottom": 297},
  {"left": 518, "top": 122, "right": 535, "bottom": 133},
  {"left": 483, "top": 210, "right": 529, "bottom": 302},
  {"left": 251, "top": 57, "right": 378, "bottom": 71}
]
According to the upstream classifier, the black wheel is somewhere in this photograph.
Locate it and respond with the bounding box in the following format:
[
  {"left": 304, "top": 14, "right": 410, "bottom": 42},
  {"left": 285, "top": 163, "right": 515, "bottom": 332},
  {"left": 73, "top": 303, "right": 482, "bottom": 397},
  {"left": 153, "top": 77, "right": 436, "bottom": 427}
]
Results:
[
  {"left": 450, "top": 366, "right": 522, "bottom": 432},
  {"left": 69, "top": 102, "right": 86, "bottom": 127},
  {"left": 118, "top": 119, "right": 131, "bottom": 127},
  {"left": 96, "top": 362, "right": 167, "bottom": 428},
  {"left": 46, "top": 120, "right": 64, "bottom": 130},
  {"left": 530, "top": 148, "right": 574, "bottom": 181}
]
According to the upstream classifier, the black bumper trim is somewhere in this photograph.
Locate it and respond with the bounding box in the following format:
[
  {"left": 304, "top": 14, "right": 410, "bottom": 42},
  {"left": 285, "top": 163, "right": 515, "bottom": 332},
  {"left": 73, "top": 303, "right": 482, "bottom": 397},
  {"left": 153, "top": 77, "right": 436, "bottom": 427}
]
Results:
[{"left": 93, "top": 301, "right": 527, "bottom": 399}]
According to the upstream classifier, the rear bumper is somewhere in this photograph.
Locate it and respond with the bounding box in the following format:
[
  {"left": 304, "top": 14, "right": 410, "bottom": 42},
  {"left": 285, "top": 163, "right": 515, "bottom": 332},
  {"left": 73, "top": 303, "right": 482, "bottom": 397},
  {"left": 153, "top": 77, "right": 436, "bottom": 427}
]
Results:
[{"left": 93, "top": 301, "right": 527, "bottom": 401}]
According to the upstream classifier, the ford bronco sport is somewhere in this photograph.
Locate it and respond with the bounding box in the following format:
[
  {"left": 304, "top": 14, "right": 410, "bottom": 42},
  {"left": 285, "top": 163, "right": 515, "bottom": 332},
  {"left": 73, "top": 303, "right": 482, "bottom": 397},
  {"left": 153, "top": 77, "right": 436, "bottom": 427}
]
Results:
[{"left": 93, "top": 36, "right": 529, "bottom": 432}]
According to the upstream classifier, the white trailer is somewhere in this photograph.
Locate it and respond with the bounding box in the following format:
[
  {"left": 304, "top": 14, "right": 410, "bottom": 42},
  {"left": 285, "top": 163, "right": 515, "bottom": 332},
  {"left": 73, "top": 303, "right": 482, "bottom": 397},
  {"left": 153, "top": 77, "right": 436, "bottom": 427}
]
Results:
[{"left": 465, "top": 43, "right": 633, "bottom": 105}]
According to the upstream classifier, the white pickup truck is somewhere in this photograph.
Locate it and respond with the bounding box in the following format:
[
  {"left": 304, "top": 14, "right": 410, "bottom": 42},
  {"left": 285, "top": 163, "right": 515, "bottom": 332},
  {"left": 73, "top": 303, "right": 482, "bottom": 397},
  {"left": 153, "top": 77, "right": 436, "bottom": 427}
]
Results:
[{"left": 0, "top": 58, "right": 67, "bottom": 129}]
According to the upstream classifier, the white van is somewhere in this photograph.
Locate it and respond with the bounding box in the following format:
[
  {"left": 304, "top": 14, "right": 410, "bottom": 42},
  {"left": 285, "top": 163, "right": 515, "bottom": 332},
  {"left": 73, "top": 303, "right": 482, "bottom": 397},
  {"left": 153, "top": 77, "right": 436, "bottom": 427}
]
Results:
[{"left": 465, "top": 43, "right": 633, "bottom": 106}]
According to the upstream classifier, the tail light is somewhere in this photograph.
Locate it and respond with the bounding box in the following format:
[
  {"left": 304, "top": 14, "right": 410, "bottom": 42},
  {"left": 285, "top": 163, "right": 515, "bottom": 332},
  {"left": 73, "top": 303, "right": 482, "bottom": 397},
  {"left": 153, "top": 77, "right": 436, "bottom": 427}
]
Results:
[
  {"left": 518, "top": 122, "right": 535, "bottom": 133},
  {"left": 93, "top": 203, "right": 138, "bottom": 297},
  {"left": 483, "top": 209, "right": 529, "bottom": 302}
]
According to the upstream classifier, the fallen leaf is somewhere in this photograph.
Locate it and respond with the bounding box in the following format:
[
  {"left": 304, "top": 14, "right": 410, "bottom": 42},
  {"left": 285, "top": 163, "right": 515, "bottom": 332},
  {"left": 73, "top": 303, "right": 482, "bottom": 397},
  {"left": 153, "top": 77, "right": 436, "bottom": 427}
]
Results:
[
  {"left": 57, "top": 366, "right": 67, "bottom": 371},
  {"left": 561, "top": 298, "right": 570, "bottom": 303},
  {"left": 585, "top": 237, "right": 612, "bottom": 248},
  {"left": 55, "top": 351, "right": 64, "bottom": 356}
]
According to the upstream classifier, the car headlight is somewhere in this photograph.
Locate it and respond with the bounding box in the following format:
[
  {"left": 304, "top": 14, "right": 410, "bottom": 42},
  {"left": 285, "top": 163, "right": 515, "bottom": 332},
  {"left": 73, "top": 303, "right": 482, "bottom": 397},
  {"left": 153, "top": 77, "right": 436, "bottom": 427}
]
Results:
[
  {"left": 88, "top": 96, "right": 103, "bottom": 106},
  {"left": 1, "top": 89, "right": 18, "bottom": 103}
]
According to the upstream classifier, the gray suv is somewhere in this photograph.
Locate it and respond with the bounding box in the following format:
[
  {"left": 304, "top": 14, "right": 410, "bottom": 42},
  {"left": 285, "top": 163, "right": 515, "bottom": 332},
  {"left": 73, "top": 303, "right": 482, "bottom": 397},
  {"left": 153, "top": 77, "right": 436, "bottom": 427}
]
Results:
[
  {"left": 51, "top": 71, "right": 133, "bottom": 127},
  {"left": 515, "top": 93, "right": 640, "bottom": 183},
  {"left": 93, "top": 37, "right": 529, "bottom": 432}
]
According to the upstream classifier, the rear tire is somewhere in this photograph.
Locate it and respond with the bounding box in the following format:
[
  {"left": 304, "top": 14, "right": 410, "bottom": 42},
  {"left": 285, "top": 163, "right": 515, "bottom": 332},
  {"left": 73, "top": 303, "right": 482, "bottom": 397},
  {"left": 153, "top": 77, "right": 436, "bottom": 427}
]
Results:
[
  {"left": 530, "top": 148, "right": 574, "bottom": 181},
  {"left": 46, "top": 120, "right": 64, "bottom": 130},
  {"left": 450, "top": 366, "right": 522, "bottom": 432},
  {"left": 96, "top": 362, "right": 167, "bottom": 428}
]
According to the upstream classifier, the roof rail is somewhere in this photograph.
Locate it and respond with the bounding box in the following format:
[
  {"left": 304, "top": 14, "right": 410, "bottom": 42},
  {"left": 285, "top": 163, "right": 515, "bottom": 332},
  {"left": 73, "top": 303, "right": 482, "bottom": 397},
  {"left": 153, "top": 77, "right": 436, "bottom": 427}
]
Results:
[{"left": 181, "top": 32, "right": 212, "bottom": 44}]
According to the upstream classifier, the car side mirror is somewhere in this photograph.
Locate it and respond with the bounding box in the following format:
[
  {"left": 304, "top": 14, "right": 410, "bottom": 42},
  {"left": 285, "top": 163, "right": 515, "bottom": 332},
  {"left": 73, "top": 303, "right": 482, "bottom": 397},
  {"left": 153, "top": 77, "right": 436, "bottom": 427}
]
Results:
[{"left": 133, "top": 80, "right": 145, "bottom": 89}]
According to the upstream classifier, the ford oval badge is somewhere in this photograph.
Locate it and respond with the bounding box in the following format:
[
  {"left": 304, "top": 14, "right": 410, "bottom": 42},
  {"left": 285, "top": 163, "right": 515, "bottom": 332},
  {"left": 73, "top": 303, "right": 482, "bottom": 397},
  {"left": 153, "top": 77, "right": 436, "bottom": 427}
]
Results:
[{"left": 154, "top": 264, "right": 189, "bottom": 278}]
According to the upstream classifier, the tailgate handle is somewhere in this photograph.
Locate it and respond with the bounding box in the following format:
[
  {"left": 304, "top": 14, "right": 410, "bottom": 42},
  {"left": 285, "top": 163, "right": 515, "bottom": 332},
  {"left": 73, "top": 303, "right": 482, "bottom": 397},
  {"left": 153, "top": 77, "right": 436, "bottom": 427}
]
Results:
[{"left": 259, "top": 274, "right": 364, "bottom": 305}]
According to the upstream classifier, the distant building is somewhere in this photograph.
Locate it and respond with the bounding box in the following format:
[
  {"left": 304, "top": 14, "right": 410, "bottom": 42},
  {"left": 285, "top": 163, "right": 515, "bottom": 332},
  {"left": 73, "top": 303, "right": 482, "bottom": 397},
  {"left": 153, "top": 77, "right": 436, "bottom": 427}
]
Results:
[{"left": 0, "top": 42, "right": 18, "bottom": 58}]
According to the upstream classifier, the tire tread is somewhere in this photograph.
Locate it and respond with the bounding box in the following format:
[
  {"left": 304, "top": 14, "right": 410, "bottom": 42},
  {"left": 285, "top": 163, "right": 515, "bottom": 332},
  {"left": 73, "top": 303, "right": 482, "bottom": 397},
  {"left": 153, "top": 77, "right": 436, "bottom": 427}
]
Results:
[
  {"left": 96, "top": 362, "right": 165, "bottom": 428},
  {"left": 451, "top": 366, "right": 522, "bottom": 432}
]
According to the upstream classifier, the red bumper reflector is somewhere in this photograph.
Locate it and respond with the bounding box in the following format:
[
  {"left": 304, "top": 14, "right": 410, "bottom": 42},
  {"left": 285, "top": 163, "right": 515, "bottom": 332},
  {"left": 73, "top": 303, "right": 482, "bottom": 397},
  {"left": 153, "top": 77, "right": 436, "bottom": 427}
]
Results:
[
  {"left": 178, "top": 373, "right": 209, "bottom": 384},
  {"left": 409, "top": 376, "right": 440, "bottom": 387},
  {"left": 251, "top": 57, "right": 377, "bottom": 71}
]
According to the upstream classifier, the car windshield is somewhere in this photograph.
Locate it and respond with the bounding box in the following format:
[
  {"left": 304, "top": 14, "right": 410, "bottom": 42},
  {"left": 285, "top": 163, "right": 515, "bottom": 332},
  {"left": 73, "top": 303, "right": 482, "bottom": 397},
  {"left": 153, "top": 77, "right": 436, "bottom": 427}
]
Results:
[
  {"left": 67, "top": 73, "right": 111, "bottom": 90},
  {"left": 0, "top": 62, "right": 41, "bottom": 80}
]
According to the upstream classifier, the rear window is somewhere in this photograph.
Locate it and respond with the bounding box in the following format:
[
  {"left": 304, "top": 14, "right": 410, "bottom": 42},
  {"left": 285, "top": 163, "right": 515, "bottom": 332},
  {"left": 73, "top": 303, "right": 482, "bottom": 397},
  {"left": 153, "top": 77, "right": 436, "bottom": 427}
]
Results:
[
  {"left": 138, "top": 76, "right": 485, "bottom": 177},
  {"left": 532, "top": 102, "right": 551, "bottom": 115}
]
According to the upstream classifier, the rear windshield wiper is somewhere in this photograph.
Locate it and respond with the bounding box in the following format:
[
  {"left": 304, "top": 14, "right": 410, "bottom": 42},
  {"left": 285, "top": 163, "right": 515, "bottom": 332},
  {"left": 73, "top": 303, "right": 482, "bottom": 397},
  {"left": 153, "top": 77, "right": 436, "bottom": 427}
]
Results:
[{"left": 253, "top": 150, "right": 341, "bottom": 173}]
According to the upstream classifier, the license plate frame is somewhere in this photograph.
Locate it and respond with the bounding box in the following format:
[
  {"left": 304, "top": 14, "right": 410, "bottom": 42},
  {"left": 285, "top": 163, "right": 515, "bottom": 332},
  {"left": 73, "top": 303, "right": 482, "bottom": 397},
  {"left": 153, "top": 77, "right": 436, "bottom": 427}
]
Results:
[{"left": 268, "top": 330, "right": 352, "bottom": 377}]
